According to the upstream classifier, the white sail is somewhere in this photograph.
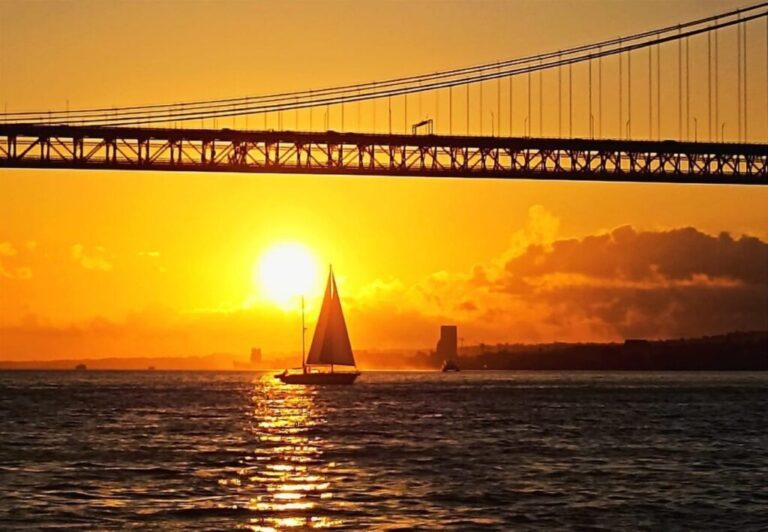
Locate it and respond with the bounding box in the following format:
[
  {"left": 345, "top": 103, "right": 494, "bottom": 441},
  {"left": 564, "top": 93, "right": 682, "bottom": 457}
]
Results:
[{"left": 305, "top": 269, "right": 356, "bottom": 367}]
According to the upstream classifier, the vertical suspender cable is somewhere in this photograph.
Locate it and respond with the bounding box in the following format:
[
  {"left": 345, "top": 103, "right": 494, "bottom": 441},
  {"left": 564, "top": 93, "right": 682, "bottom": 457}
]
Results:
[
  {"left": 589, "top": 55, "right": 594, "bottom": 138},
  {"left": 404, "top": 93, "right": 408, "bottom": 134},
  {"left": 743, "top": 20, "right": 747, "bottom": 142},
  {"left": 538, "top": 59, "right": 543, "bottom": 136},
  {"left": 599, "top": 47, "right": 603, "bottom": 138},
  {"left": 558, "top": 53, "right": 562, "bottom": 137},
  {"left": 708, "top": 31, "right": 712, "bottom": 141},
  {"left": 497, "top": 65, "right": 501, "bottom": 136},
  {"left": 685, "top": 36, "right": 690, "bottom": 141},
  {"left": 736, "top": 20, "right": 741, "bottom": 142},
  {"left": 619, "top": 40, "right": 623, "bottom": 139},
  {"left": 715, "top": 23, "right": 719, "bottom": 140},
  {"left": 648, "top": 45, "right": 652, "bottom": 138},
  {"left": 528, "top": 70, "right": 532, "bottom": 136},
  {"left": 568, "top": 63, "right": 573, "bottom": 138},
  {"left": 678, "top": 29, "right": 682, "bottom": 140},
  {"left": 466, "top": 83, "right": 470, "bottom": 135},
  {"left": 509, "top": 75, "right": 513, "bottom": 137},
  {"left": 657, "top": 39, "right": 661, "bottom": 139},
  {"left": 628, "top": 48, "right": 632, "bottom": 138},
  {"left": 480, "top": 80, "right": 483, "bottom": 135}
]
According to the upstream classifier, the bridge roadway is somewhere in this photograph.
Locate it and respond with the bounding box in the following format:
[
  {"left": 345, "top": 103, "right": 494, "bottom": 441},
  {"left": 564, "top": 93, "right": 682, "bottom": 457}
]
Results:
[{"left": 0, "top": 124, "right": 765, "bottom": 185}]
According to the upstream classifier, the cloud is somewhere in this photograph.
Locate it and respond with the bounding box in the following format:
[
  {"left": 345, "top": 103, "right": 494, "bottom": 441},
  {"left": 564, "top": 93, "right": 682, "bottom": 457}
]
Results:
[
  {"left": 0, "top": 306, "right": 305, "bottom": 361},
  {"left": 0, "top": 242, "right": 18, "bottom": 257},
  {"left": 487, "top": 223, "right": 767, "bottom": 340},
  {"left": 0, "top": 265, "right": 32, "bottom": 280},
  {"left": 71, "top": 244, "right": 113, "bottom": 271},
  {"left": 351, "top": 209, "right": 768, "bottom": 343},
  {"left": 503, "top": 204, "right": 561, "bottom": 260},
  {"left": 2, "top": 209, "right": 766, "bottom": 359},
  {"left": 505, "top": 225, "right": 768, "bottom": 285},
  {"left": 0, "top": 242, "right": 32, "bottom": 280}
]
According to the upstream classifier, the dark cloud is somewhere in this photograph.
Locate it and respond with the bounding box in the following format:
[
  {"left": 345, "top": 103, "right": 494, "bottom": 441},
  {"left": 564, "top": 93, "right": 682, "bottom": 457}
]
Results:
[
  {"left": 506, "top": 226, "right": 768, "bottom": 285},
  {"left": 538, "top": 284, "right": 768, "bottom": 340},
  {"left": 495, "top": 225, "right": 768, "bottom": 340}
]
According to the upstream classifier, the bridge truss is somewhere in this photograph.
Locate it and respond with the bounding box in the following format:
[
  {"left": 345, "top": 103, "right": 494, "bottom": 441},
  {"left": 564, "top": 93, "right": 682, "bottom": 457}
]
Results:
[{"left": 1, "top": 124, "right": 765, "bottom": 185}]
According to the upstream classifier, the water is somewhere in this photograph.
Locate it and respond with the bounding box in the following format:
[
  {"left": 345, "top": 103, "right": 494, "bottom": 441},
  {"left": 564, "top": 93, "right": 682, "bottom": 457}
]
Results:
[{"left": 1, "top": 371, "right": 766, "bottom": 530}]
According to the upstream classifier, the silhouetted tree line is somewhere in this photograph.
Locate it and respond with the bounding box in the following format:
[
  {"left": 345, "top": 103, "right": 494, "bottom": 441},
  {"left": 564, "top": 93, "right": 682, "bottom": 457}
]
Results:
[{"left": 450, "top": 331, "right": 768, "bottom": 371}]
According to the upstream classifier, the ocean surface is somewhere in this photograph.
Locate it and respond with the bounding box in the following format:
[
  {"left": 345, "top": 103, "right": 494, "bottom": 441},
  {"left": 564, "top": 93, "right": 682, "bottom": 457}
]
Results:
[{"left": 0, "top": 371, "right": 766, "bottom": 530}]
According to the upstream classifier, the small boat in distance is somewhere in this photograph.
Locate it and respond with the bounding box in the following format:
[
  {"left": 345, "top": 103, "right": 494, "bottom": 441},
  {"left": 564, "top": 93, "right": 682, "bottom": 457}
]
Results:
[
  {"left": 276, "top": 266, "right": 360, "bottom": 385},
  {"left": 441, "top": 359, "right": 460, "bottom": 372}
]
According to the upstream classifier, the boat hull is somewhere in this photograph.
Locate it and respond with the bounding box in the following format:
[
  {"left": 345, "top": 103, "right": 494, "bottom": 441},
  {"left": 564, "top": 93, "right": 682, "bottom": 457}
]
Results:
[
  {"left": 276, "top": 371, "right": 360, "bottom": 385},
  {"left": 441, "top": 360, "right": 461, "bottom": 372}
]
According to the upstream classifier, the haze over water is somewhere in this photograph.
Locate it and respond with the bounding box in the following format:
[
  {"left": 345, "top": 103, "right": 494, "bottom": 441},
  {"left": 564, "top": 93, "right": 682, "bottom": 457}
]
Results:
[{"left": 1, "top": 371, "right": 766, "bottom": 530}]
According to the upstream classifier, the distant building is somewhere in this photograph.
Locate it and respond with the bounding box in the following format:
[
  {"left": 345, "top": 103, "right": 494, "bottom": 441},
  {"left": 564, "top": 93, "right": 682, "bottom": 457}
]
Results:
[
  {"left": 250, "top": 348, "right": 262, "bottom": 364},
  {"left": 436, "top": 325, "right": 458, "bottom": 360}
]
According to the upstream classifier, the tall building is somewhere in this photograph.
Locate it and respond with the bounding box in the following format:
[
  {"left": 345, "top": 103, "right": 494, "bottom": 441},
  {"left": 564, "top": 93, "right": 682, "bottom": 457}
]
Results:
[
  {"left": 250, "top": 347, "right": 262, "bottom": 364},
  {"left": 436, "top": 325, "right": 458, "bottom": 360}
]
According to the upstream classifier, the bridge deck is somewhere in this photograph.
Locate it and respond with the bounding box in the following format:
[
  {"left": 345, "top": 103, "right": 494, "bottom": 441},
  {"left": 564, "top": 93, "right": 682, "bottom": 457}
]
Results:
[{"left": 1, "top": 124, "right": 765, "bottom": 185}]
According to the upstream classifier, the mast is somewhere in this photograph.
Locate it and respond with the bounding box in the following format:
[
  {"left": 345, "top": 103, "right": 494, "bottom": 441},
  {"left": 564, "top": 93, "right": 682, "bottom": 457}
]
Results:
[
  {"left": 330, "top": 265, "right": 334, "bottom": 374},
  {"left": 301, "top": 295, "right": 306, "bottom": 373}
]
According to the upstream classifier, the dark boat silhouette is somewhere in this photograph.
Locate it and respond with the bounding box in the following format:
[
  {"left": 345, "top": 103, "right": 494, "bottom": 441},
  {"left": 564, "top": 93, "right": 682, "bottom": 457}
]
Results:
[
  {"left": 441, "top": 359, "right": 460, "bottom": 372},
  {"left": 276, "top": 267, "right": 360, "bottom": 385}
]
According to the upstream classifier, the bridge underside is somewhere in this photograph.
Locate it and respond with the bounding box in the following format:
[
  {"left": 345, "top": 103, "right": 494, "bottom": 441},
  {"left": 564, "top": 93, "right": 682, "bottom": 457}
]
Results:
[{"left": 1, "top": 125, "right": 765, "bottom": 185}]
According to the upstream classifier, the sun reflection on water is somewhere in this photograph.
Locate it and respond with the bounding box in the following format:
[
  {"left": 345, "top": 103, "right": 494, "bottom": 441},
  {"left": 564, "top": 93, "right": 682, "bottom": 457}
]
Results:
[{"left": 227, "top": 374, "right": 342, "bottom": 530}]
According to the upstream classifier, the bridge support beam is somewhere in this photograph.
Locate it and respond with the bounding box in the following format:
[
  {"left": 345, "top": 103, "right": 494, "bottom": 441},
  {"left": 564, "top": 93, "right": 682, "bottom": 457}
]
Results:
[{"left": 0, "top": 124, "right": 765, "bottom": 185}]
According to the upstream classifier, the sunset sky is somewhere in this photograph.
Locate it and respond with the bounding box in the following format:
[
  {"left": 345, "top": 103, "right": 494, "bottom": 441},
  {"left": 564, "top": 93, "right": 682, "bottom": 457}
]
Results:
[{"left": 1, "top": 0, "right": 767, "bottom": 361}]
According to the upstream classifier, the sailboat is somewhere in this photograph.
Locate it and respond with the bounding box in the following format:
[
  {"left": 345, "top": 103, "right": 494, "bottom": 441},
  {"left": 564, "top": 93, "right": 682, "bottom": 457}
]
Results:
[{"left": 276, "top": 266, "right": 360, "bottom": 385}]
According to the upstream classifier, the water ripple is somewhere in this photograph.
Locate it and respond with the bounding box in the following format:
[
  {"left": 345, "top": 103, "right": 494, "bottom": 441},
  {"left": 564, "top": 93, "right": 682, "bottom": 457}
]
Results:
[{"left": 0, "top": 370, "right": 767, "bottom": 529}]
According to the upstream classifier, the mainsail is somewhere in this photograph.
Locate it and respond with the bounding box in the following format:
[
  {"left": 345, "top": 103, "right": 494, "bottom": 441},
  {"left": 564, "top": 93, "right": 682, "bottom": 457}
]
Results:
[{"left": 305, "top": 269, "right": 356, "bottom": 367}]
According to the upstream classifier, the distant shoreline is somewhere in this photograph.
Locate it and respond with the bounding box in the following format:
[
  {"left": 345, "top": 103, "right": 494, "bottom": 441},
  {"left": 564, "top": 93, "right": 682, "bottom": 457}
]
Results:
[
  {"left": 451, "top": 331, "right": 768, "bottom": 371},
  {"left": 1, "top": 331, "right": 765, "bottom": 372},
  {"left": 1, "top": 368, "right": 767, "bottom": 373}
]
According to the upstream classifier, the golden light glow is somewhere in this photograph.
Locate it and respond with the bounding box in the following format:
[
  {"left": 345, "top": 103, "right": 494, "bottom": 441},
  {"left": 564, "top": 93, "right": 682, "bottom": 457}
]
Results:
[
  {"left": 226, "top": 375, "right": 341, "bottom": 529},
  {"left": 255, "top": 243, "right": 320, "bottom": 309},
  {"left": 2, "top": 2, "right": 768, "bottom": 362}
]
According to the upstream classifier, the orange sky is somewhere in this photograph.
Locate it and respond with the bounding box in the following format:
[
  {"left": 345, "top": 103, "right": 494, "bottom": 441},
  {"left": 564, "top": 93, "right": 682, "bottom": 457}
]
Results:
[{"left": 1, "top": 1, "right": 767, "bottom": 361}]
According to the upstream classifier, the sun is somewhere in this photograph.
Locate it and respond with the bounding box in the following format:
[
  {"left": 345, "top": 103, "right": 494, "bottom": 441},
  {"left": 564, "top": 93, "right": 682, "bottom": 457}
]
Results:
[{"left": 255, "top": 243, "right": 320, "bottom": 309}]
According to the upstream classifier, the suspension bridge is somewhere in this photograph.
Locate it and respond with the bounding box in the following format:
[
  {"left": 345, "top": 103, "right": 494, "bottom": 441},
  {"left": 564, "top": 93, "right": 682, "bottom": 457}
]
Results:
[{"left": 1, "top": 3, "right": 766, "bottom": 185}]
